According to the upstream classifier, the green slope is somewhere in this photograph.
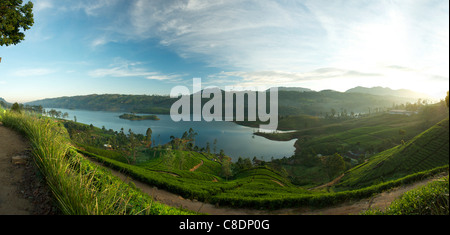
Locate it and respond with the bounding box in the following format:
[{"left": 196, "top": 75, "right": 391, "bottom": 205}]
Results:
[
  {"left": 338, "top": 117, "right": 449, "bottom": 189},
  {"left": 26, "top": 89, "right": 420, "bottom": 117}
]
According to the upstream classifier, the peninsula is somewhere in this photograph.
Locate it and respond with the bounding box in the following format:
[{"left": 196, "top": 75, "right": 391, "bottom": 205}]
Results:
[{"left": 119, "top": 113, "right": 160, "bottom": 121}]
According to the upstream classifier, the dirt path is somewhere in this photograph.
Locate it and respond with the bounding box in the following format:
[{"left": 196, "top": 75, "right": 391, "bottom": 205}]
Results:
[
  {"left": 190, "top": 160, "right": 204, "bottom": 172},
  {"left": 310, "top": 174, "right": 345, "bottom": 191},
  {"left": 0, "top": 124, "right": 33, "bottom": 214},
  {"left": 0, "top": 124, "right": 57, "bottom": 215},
  {"left": 298, "top": 174, "right": 445, "bottom": 215},
  {"left": 92, "top": 157, "right": 445, "bottom": 215}
]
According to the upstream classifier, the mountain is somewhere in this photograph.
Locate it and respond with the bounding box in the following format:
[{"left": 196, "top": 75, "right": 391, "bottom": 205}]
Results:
[
  {"left": 26, "top": 94, "right": 177, "bottom": 114},
  {"left": 276, "top": 89, "right": 419, "bottom": 116},
  {"left": 346, "top": 86, "right": 434, "bottom": 101},
  {"left": 26, "top": 87, "right": 426, "bottom": 116},
  {"left": 276, "top": 87, "right": 313, "bottom": 93},
  {"left": 338, "top": 117, "right": 449, "bottom": 189},
  {"left": 0, "top": 97, "right": 10, "bottom": 107}
]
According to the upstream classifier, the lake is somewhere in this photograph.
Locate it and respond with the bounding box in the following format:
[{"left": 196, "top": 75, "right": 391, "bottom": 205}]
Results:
[{"left": 52, "top": 108, "right": 296, "bottom": 161}]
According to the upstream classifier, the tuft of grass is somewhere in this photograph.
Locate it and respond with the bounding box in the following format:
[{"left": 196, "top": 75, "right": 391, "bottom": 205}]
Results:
[
  {"left": 0, "top": 111, "right": 193, "bottom": 215},
  {"left": 363, "top": 176, "right": 449, "bottom": 215}
]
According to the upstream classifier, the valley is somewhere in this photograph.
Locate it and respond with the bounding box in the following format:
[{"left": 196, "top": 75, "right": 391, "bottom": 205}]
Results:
[{"left": 0, "top": 89, "right": 448, "bottom": 215}]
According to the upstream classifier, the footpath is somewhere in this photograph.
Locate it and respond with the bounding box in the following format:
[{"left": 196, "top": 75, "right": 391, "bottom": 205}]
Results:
[{"left": 0, "top": 124, "right": 57, "bottom": 215}]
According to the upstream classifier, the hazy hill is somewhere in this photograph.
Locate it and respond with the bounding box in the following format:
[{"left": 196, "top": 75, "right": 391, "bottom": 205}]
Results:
[
  {"left": 346, "top": 86, "right": 434, "bottom": 101},
  {"left": 0, "top": 97, "right": 10, "bottom": 107},
  {"left": 26, "top": 94, "right": 177, "bottom": 114},
  {"left": 26, "top": 87, "right": 424, "bottom": 116},
  {"left": 338, "top": 117, "right": 449, "bottom": 189},
  {"left": 276, "top": 89, "right": 419, "bottom": 116},
  {"left": 276, "top": 87, "right": 313, "bottom": 93}
]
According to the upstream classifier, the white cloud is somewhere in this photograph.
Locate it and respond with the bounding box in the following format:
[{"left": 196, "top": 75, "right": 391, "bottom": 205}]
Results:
[
  {"left": 89, "top": 66, "right": 155, "bottom": 78},
  {"left": 12, "top": 68, "right": 55, "bottom": 77},
  {"left": 119, "top": 0, "right": 322, "bottom": 71},
  {"left": 64, "top": 0, "right": 121, "bottom": 16},
  {"left": 54, "top": 0, "right": 445, "bottom": 83},
  {"left": 89, "top": 59, "right": 180, "bottom": 81},
  {"left": 146, "top": 74, "right": 182, "bottom": 81},
  {"left": 119, "top": 0, "right": 448, "bottom": 75},
  {"left": 214, "top": 68, "right": 382, "bottom": 88},
  {"left": 33, "top": 0, "right": 54, "bottom": 12},
  {"left": 91, "top": 37, "right": 109, "bottom": 48},
  {"left": 30, "top": 0, "right": 448, "bottom": 96}
]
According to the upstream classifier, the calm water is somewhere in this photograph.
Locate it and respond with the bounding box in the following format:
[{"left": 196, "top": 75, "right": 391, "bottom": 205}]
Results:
[{"left": 52, "top": 108, "right": 296, "bottom": 161}]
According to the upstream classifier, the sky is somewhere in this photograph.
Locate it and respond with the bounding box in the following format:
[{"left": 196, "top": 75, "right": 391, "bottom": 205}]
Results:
[{"left": 0, "top": 0, "right": 449, "bottom": 103}]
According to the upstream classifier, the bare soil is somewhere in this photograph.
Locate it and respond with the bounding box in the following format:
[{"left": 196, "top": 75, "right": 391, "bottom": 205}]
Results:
[
  {"left": 298, "top": 175, "right": 445, "bottom": 215},
  {"left": 189, "top": 160, "right": 204, "bottom": 172},
  {"left": 0, "top": 124, "right": 58, "bottom": 215}
]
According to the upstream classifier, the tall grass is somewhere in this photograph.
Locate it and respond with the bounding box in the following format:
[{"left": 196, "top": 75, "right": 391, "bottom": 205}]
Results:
[
  {"left": 0, "top": 111, "right": 192, "bottom": 215},
  {"left": 363, "top": 176, "right": 449, "bottom": 215},
  {"left": 0, "top": 106, "right": 4, "bottom": 120}
]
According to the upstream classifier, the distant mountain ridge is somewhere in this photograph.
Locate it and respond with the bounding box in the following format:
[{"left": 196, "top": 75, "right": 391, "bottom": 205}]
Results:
[
  {"left": 346, "top": 86, "right": 433, "bottom": 100},
  {"left": 26, "top": 86, "right": 425, "bottom": 116},
  {"left": 26, "top": 94, "right": 177, "bottom": 115},
  {"left": 276, "top": 87, "right": 313, "bottom": 93},
  {"left": 0, "top": 97, "right": 10, "bottom": 107}
]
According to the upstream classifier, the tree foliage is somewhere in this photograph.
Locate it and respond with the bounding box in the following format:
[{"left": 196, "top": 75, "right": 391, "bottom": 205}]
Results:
[
  {"left": 446, "top": 91, "right": 449, "bottom": 108},
  {"left": 0, "top": 0, "right": 34, "bottom": 46},
  {"left": 10, "top": 102, "right": 21, "bottom": 113},
  {"left": 322, "top": 153, "right": 346, "bottom": 180}
]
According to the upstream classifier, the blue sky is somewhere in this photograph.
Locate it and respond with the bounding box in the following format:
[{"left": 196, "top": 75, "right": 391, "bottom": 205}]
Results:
[{"left": 0, "top": 0, "right": 448, "bottom": 103}]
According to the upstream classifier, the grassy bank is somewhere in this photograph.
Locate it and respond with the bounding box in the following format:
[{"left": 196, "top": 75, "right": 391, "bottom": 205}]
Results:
[
  {"left": 2, "top": 108, "right": 448, "bottom": 213},
  {"left": 363, "top": 176, "right": 449, "bottom": 215},
  {"left": 0, "top": 110, "right": 193, "bottom": 215},
  {"left": 338, "top": 118, "right": 449, "bottom": 189},
  {"left": 209, "top": 165, "right": 448, "bottom": 209},
  {"left": 79, "top": 138, "right": 448, "bottom": 209}
]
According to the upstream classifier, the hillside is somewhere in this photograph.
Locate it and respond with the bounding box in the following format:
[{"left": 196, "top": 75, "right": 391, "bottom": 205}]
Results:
[
  {"left": 0, "top": 97, "right": 10, "bottom": 108},
  {"left": 276, "top": 89, "right": 418, "bottom": 116},
  {"left": 346, "top": 86, "right": 434, "bottom": 101},
  {"left": 337, "top": 118, "right": 449, "bottom": 189},
  {"left": 26, "top": 87, "right": 420, "bottom": 117},
  {"left": 276, "top": 87, "right": 313, "bottom": 92},
  {"left": 26, "top": 94, "right": 177, "bottom": 114},
  {"left": 2, "top": 103, "right": 448, "bottom": 214}
]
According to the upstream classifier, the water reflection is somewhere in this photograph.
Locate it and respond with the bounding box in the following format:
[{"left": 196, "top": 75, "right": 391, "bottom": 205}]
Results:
[{"left": 52, "top": 108, "right": 296, "bottom": 161}]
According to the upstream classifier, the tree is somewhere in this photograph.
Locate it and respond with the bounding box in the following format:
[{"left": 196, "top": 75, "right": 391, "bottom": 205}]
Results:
[
  {"left": 234, "top": 157, "right": 253, "bottom": 172},
  {"left": 10, "top": 102, "right": 21, "bottom": 113},
  {"left": 146, "top": 127, "right": 152, "bottom": 145},
  {"left": 62, "top": 112, "right": 69, "bottom": 119},
  {"left": 213, "top": 139, "right": 217, "bottom": 154},
  {"left": 206, "top": 142, "right": 211, "bottom": 154},
  {"left": 219, "top": 149, "right": 225, "bottom": 161},
  {"left": 187, "top": 128, "right": 198, "bottom": 146},
  {"left": 322, "top": 153, "right": 346, "bottom": 181},
  {"left": 181, "top": 131, "right": 188, "bottom": 140},
  {"left": 0, "top": 0, "right": 34, "bottom": 47},
  {"left": 446, "top": 91, "right": 449, "bottom": 108},
  {"left": 127, "top": 129, "right": 139, "bottom": 164},
  {"left": 330, "top": 108, "right": 336, "bottom": 118},
  {"left": 221, "top": 159, "right": 232, "bottom": 181}
]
